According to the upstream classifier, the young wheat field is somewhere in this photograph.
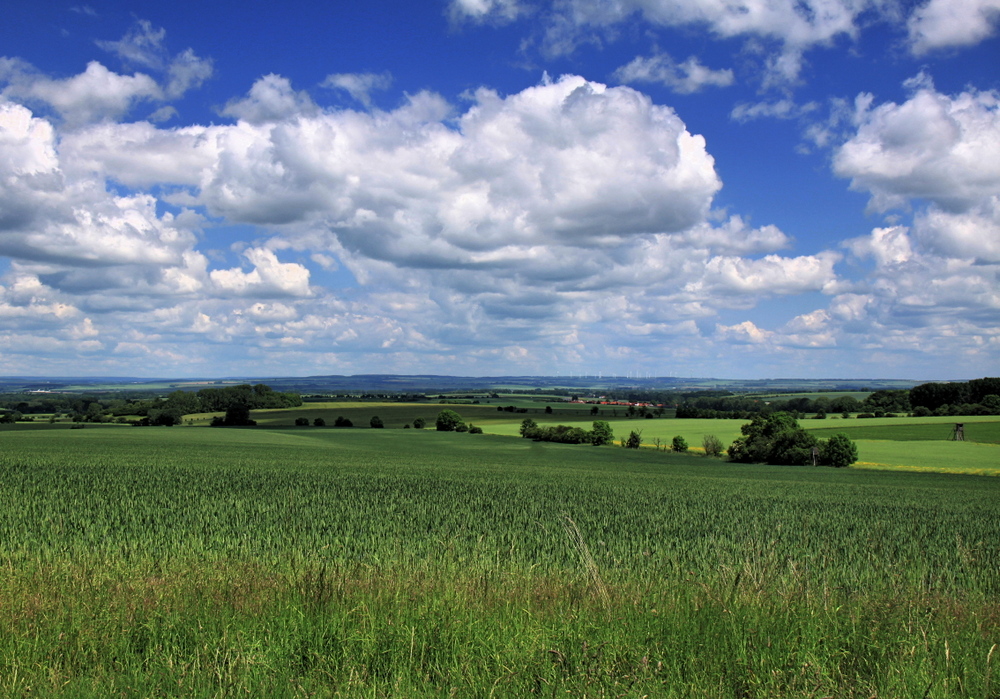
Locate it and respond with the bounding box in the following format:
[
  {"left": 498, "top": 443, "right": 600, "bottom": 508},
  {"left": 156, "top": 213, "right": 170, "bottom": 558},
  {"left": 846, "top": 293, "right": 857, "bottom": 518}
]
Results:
[{"left": 1, "top": 426, "right": 997, "bottom": 697}]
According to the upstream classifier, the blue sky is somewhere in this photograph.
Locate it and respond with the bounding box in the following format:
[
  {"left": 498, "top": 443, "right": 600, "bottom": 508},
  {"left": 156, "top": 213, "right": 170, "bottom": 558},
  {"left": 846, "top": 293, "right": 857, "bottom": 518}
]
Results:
[{"left": 1, "top": 0, "right": 998, "bottom": 379}]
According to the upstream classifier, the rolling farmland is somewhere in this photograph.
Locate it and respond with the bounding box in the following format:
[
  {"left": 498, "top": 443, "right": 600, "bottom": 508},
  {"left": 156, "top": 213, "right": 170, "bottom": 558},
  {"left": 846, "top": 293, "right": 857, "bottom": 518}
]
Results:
[{"left": 1, "top": 424, "right": 998, "bottom": 697}]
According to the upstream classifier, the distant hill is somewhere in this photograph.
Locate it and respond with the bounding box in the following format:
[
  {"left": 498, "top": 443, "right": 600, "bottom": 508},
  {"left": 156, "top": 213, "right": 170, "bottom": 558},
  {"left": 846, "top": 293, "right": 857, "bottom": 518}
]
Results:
[{"left": 0, "top": 374, "right": 928, "bottom": 396}]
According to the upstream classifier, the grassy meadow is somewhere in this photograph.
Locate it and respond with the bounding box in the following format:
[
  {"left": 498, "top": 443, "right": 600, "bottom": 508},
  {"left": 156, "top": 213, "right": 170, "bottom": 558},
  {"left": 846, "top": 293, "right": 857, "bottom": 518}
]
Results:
[
  {"left": 476, "top": 411, "right": 1000, "bottom": 475},
  {"left": 6, "top": 404, "right": 999, "bottom": 476},
  {"left": 1, "top": 422, "right": 999, "bottom": 697}
]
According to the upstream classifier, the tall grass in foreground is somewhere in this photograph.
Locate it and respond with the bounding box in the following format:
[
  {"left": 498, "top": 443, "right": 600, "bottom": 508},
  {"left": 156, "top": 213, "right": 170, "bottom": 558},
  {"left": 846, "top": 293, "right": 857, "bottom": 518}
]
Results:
[
  {"left": 0, "top": 428, "right": 998, "bottom": 697},
  {"left": 3, "top": 554, "right": 996, "bottom": 697}
]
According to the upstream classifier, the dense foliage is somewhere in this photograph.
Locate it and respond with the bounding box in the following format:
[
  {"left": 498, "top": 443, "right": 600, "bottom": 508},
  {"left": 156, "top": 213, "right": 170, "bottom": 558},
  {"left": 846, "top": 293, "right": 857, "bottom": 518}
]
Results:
[
  {"left": 676, "top": 377, "right": 999, "bottom": 419},
  {"left": 590, "top": 420, "right": 615, "bottom": 446},
  {"left": 702, "top": 434, "right": 725, "bottom": 457},
  {"left": 210, "top": 404, "right": 257, "bottom": 427},
  {"left": 520, "top": 419, "right": 615, "bottom": 446},
  {"left": 820, "top": 432, "right": 860, "bottom": 468},
  {"left": 435, "top": 409, "right": 465, "bottom": 431},
  {"left": 909, "top": 377, "right": 1000, "bottom": 413},
  {"left": 0, "top": 383, "right": 302, "bottom": 424},
  {"left": 728, "top": 413, "right": 858, "bottom": 467},
  {"left": 622, "top": 430, "right": 643, "bottom": 449}
]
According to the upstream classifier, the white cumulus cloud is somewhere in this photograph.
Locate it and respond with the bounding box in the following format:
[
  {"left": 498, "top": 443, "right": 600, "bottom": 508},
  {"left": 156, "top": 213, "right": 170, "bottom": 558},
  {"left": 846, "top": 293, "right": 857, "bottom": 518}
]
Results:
[
  {"left": 448, "top": 0, "right": 524, "bottom": 24},
  {"left": 835, "top": 77, "right": 1000, "bottom": 274},
  {"left": 614, "top": 53, "right": 734, "bottom": 94},
  {"left": 834, "top": 78, "right": 1000, "bottom": 212},
  {"left": 210, "top": 248, "right": 312, "bottom": 298},
  {"left": 0, "top": 60, "right": 161, "bottom": 126},
  {"left": 221, "top": 74, "right": 319, "bottom": 124},
  {"left": 908, "top": 0, "right": 1000, "bottom": 54},
  {"left": 321, "top": 71, "right": 392, "bottom": 107}
]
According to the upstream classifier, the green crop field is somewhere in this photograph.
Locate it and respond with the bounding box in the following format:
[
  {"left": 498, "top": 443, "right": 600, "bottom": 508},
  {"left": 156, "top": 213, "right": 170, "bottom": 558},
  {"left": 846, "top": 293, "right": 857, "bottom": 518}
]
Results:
[
  {"left": 846, "top": 440, "right": 1000, "bottom": 476},
  {"left": 1, "top": 425, "right": 998, "bottom": 697},
  {"left": 482, "top": 412, "right": 1000, "bottom": 475},
  {"left": 803, "top": 416, "right": 1000, "bottom": 476},
  {"left": 242, "top": 400, "right": 601, "bottom": 429},
  {"left": 808, "top": 418, "right": 1000, "bottom": 443},
  {"left": 749, "top": 390, "right": 872, "bottom": 401},
  {"left": 485, "top": 415, "right": 747, "bottom": 447}
]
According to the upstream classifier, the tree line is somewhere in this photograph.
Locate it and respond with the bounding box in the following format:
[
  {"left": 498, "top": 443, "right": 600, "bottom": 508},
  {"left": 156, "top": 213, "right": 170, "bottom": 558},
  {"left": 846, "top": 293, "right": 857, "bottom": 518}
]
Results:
[
  {"left": 676, "top": 377, "right": 1000, "bottom": 419},
  {"left": 0, "top": 384, "right": 301, "bottom": 425},
  {"left": 511, "top": 411, "right": 857, "bottom": 468},
  {"left": 517, "top": 418, "right": 615, "bottom": 446}
]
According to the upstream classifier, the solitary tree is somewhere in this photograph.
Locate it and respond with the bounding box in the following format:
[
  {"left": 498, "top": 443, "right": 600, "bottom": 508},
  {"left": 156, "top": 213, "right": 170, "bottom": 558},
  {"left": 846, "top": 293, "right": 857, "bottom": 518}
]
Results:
[
  {"left": 728, "top": 412, "right": 816, "bottom": 465},
  {"left": 729, "top": 412, "right": 856, "bottom": 467},
  {"left": 702, "top": 434, "right": 724, "bottom": 457},
  {"left": 413, "top": 417, "right": 426, "bottom": 429},
  {"left": 149, "top": 408, "right": 182, "bottom": 426},
  {"left": 211, "top": 404, "right": 256, "bottom": 427},
  {"left": 370, "top": 415, "right": 384, "bottom": 429},
  {"left": 590, "top": 420, "right": 614, "bottom": 446},
  {"left": 519, "top": 417, "right": 538, "bottom": 438},
  {"left": 623, "top": 430, "right": 643, "bottom": 449},
  {"left": 436, "top": 409, "right": 464, "bottom": 432},
  {"left": 820, "top": 433, "right": 858, "bottom": 468},
  {"left": 671, "top": 435, "right": 688, "bottom": 452}
]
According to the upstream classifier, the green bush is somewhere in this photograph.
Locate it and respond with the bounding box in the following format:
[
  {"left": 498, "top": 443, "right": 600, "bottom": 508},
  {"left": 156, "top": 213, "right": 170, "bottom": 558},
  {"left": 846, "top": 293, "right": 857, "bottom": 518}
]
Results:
[
  {"left": 728, "top": 413, "right": 817, "bottom": 465},
  {"left": 671, "top": 435, "right": 688, "bottom": 452},
  {"left": 820, "top": 433, "right": 858, "bottom": 468},
  {"left": 623, "top": 430, "right": 642, "bottom": 449},
  {"left": 729, "top": 412, "right": 858, "bottom": 467},
  {"left": 590, "top": 421, "right": 614, "bottom": 446},
  {"left": 211, "top": 404, "right": 256, "bottom": 427},
  {"left": 436, "top": 410, "right": 464, "bottom": 432},
  {"left": 702, "top": 434, "right": 724, "bottom": 457}
]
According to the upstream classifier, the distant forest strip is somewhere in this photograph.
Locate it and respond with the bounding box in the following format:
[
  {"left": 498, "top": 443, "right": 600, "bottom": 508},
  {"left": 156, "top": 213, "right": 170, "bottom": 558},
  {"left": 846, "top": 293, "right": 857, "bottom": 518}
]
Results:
[
  {"left": 2, "top": 377, "right": 998, "bottom": 424},
  {"left": 675, "top": 377, "right": 1000, "bottom": 419},
  {"left": 0, "top": 384, "right": 301, "bottom": 425}
]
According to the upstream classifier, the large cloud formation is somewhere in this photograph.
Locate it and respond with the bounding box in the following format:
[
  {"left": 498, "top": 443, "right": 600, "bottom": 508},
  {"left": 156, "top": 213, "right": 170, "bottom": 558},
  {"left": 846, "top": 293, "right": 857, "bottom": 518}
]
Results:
[
  {"left": 452, "top": 0, "right": 1000, "bottom": 86},
  {"left": 1, "top": 50, "right": 849, "bottom": 375},
  {"left": 1, "top": 13, "right": 996, "bottom": 378},
  {"left": 760, "top": 79, "right": 1000, "bottom": 373},
  {"left": 701, "top": 75, "right": 1000, "bottom": 378}
]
